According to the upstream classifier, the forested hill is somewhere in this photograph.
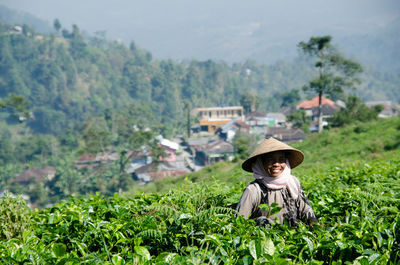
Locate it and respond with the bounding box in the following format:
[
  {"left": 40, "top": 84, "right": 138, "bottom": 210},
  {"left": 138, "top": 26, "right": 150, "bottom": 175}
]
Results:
[
  {"left": 1, "top": 20, "right": 400, "bottom": 137},
  {"left": 0, "top": 21, "right": 308, "bottom": 137}
]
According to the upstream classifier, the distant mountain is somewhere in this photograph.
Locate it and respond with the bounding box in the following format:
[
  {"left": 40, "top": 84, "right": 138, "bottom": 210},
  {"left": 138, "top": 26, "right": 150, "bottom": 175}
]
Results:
[
  {"left": 1, "top": 3, "right": 400, "bottom": 74},
  {"left": 338, "top": 17, "right": 400, "bottom": 73},
  {"left": 0, "top": 5, "right": 52, "bottom": 33},
  {"left": 2, "top": 1, "right": 400, "bottom": 74}
]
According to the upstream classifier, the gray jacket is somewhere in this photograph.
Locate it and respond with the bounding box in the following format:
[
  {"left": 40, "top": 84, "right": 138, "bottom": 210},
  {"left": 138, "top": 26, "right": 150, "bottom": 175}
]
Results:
[{"left": 236, "top": 178, "right": 318, "bottom": 226}]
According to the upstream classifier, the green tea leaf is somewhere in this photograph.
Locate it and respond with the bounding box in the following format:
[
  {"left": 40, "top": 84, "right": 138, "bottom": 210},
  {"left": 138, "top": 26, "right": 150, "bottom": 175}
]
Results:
[
  {"left": 262, "top": 238, "right": 275, "bottom": 256},
  {"left": 134, "top": 246, "right": 151, "bottom": 261},
  {"left": 249, "top": 240, "right": 257, "bottom": 260},
  {"left": 112, "top": 255, "right": 124, "bottom": 265},
  {"left": 53, "top": 243, "right": 66, "bottom": 258},
  {"left": 303, "top": 237, "right": 314, "bottom": 252}
]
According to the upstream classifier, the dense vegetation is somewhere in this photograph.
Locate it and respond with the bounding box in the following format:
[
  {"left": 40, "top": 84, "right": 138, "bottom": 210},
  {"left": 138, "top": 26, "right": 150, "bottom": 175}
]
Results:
[
  {"left": 0, "top": 17, "right": 398, "bottom": 206},
  {"left": 0, "top": 11, "right": 400, "bottom": 263},
  {"left": 1, "top": 117, "right": 399, "bottom": 264},
  {"left": 0, "top": 19, "right": 399, "bottom": 138}
]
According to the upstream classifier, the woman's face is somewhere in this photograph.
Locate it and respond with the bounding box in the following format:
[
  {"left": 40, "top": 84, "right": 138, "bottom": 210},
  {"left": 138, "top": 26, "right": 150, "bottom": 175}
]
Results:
[{"left": 262, "top": 151, "right": 286, "bottom": 177}]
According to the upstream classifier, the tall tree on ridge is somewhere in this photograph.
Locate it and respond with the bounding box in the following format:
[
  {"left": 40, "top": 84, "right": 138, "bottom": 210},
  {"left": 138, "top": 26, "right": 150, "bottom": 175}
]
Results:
[
  {"left": 298, "top": 35, "right": 363, "bottom": 132},
  {"left": 53, "top": 19, "right": 61, "bottom": 34}
]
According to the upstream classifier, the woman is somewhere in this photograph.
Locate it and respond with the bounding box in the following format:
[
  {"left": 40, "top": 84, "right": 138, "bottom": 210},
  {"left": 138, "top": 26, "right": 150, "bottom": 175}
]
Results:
[{"left": 236, "top": 137, "right": 318, "bottom": 226}]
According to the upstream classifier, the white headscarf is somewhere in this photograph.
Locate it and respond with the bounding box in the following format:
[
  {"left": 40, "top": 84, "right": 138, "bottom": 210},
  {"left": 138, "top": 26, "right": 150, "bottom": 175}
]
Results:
[{"left": 252, "top": 156, "right": 299, "bottom": 200}]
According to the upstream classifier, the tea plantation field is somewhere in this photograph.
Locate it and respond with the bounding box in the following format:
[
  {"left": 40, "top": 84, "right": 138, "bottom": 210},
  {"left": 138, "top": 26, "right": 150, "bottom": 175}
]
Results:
[{"left": 1, "top": 118, "right": 400, "bottom": 264}]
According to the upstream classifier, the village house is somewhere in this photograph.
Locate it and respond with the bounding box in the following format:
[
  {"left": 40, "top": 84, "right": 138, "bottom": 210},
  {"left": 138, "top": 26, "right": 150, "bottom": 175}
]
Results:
[
  {"left": 132, "top": 161, "right": 188, "bottom": 184},
  {"left": 127, "top": 136, "right": 190, "bottom": 183},
  {"left": 195, "top": 140, "right": 235, "bottom": 166},
  {"left": 187, "top": 137, "right": 218, "bottom": 155},
  {"left": 13, "top": 167, "right": 56, "bottom": 187},
  {"left": 217, "top": 119, "right": 250, "bottom": 142},
  {"left": 266, "top": 113, "right": 287, "bottom": 127},
  {"left": 157, "top": 136, "right": 180, "bottom": 162},
  {"left": 191, "top": 106, "right": 244, "bottom": 134},
  {"left": 265, "top": 127, "right": 307, "bottom": 143},
  {"left": 365, "top": 101, "right": 399, "bottom": 118},
  {"left": 8, "top": 25, "right": 23, "bottom": 34},
  {"left": 75, "top": 151, "right": 119, "bottom": 170},
  {"left": 125, "top": 150, "right": 149, "bottom": 175},
  {"left": 245, "top": 111, "right": 273, "bottom": 127},
  {"left": 297, "top": 96, "right": 339, "bottom": 131},
  {"left": 244, "top": 111, "right": 286, "bottom": 135}
]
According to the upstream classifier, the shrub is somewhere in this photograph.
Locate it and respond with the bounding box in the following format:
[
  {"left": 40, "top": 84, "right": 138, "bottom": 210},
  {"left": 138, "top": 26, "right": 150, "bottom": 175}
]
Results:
[{"left": 0, "top": 192, "right": 32, "bottom": 240}]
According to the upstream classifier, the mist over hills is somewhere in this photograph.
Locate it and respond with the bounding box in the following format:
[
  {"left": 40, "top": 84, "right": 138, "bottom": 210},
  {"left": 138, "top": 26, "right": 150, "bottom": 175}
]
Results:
[
  {"left": 0, "top": 5, "right": 52, "bottom": 34},
  {"left": 1, "top": 0, "right": 400, "bottom": 73}
]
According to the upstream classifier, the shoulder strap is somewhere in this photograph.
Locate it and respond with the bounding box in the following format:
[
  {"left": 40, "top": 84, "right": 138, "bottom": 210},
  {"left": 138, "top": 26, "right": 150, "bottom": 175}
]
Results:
[{"left": 253, "top": 180, "right": 264, "bottom": 207}]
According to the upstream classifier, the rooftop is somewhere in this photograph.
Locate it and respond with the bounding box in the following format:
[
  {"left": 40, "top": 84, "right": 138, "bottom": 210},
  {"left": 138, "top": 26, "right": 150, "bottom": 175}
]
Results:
[{"left": 297, "top": 96, "right": 335, "bottom": 109}]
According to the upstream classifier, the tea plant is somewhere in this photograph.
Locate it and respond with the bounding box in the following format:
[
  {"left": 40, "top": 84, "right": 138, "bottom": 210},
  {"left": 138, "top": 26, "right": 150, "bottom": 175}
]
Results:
[
  {"left": 0, "top": 193, "right": 32, "bottom": 240},
  {"left": 0, "top": 159, "right": 399, "bottom": 264}
]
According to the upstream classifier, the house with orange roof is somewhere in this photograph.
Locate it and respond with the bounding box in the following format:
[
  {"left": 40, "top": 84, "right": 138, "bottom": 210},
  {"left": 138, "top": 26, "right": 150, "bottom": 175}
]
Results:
[
  {"left": 296, "top": 96, "right": 340, "bottom": 131},
  {"left": 297, "top": 96, "right": 335, "bottom": 109}
]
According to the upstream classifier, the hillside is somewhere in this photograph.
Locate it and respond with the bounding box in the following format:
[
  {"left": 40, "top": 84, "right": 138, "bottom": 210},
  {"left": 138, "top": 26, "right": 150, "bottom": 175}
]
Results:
[
  {"left": 0, "top": 16, "right": 399, "bottom": 209},
  {"left": 131, "top": 117, "right": 400, "bottom": 195},
  {"left": 1, "top": 117, "right": 399, "bottom": 264},
  {"left": 0, "top": 20, "right": 399, "bottom": 137}
]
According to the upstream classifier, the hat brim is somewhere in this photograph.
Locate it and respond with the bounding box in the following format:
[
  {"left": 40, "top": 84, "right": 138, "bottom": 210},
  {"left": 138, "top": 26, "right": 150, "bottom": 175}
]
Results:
[{"left": 241, "top": 138, "right": 304, "bottom": 172}]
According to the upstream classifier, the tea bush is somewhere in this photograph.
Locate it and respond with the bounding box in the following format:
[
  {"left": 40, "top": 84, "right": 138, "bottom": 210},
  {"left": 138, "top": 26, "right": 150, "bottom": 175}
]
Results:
[
  {"left": 0, "top": 193, "right": 32, "bottom": 240},
  {"left": 0, "top": 158, "right": 399, "bottom": 264}
]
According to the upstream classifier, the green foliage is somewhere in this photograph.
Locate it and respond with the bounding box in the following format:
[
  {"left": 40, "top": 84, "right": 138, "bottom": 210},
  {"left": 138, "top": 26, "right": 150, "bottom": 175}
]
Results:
[
  {"left": 232, "top": 131, "right": 261, "bottom": 160},
  {"left": 0, "top": 118, "right": 400, "bottom": 263},
  {"left": 0, "top": 94, "right": 30, "bottom": 120},
  {"left": 240, "top": 93, "right": 260, "bottom": 114},
  {"left": 0, "top": 21, "right": 398, "bottom": 170},
  {"left": 0, "top": 159, "right": 399, "bottom": 263},
  {"left": 53, "top": 19, "right": 61, "bottom": 33},
  {"left": 280, "top": 88, "right": 301, "bottom": 108},
  {"left": 149, "top": 139, "right": 170, "bottom": 165},
  {"left": 1, "top": 20, "right": 400, "bottom": 245},
  {"left": 287, "top": 109, "right": 311, "bottom": 133},
  {"left": 2, "top": 20, "right": 395, "bottom": 144},
  {"left": 0, "top": 193, "right": 32, "bottom": 240},
  {"left": 329, "top": 94, "right": 382, "bottom": 127},
  {"left": 81, "top": 117, "right": 111, "bottom": 154},
  {"left": 14, "top": 134, "right": 58, "bottom": 163},
  {"left": 298, "top": 35, "right": 363, "bottom": 132}
]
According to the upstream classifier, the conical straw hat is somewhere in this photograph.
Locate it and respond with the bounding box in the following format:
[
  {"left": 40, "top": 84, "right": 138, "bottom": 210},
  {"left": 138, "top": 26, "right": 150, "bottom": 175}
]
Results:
[{"left": 242, "top": 137, "right": 304, "bottom": 172}]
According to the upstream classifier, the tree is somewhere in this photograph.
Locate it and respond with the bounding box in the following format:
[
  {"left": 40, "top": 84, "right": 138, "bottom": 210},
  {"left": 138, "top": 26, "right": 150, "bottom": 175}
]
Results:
[
  {"left": 128, "top": 129, "right": 153, "bottom": 150},
  {"left": 328, "top": 95, "right": 382, "bottom": 127},
  {"left": 183, "top": 100, "right": 192, "bottom": 139},
  {"left": 298, "top": 36, "right": 363, "bottom": 132},
  {"left": 149, "top": 139, "right": 169, "bottom": 167},
  {"left": 240, "top": 94, "right": 259, "bottom": 114},
  {"left": 0, "top": 94, "right": 30, "bottom": 121},
  {"left": 53, "top": 19, "right": 61, "bottom": 34},
  {"left": 116, "top": 150, "right": 134, "bottom": 194},
  {"left": 280, "top": 89, "right": 301, "bottom": 108},
  {"left": 287, "top": 110, "right": 311, "bottom": 133},
  {"left": 81, "top": 118, "right": 111, "bottom": 155},
  {"left": 232, "top": 131, "right": 260, "bottom": 160},
  {"left": 70, "top": 24, "right": 87, "bottom": 58}
]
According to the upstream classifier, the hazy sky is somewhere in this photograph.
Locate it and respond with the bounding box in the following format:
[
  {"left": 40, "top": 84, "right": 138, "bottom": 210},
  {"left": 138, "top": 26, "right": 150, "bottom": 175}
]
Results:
[{"left": 2, "top": 0, "right": 400, "bottom": 62}]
